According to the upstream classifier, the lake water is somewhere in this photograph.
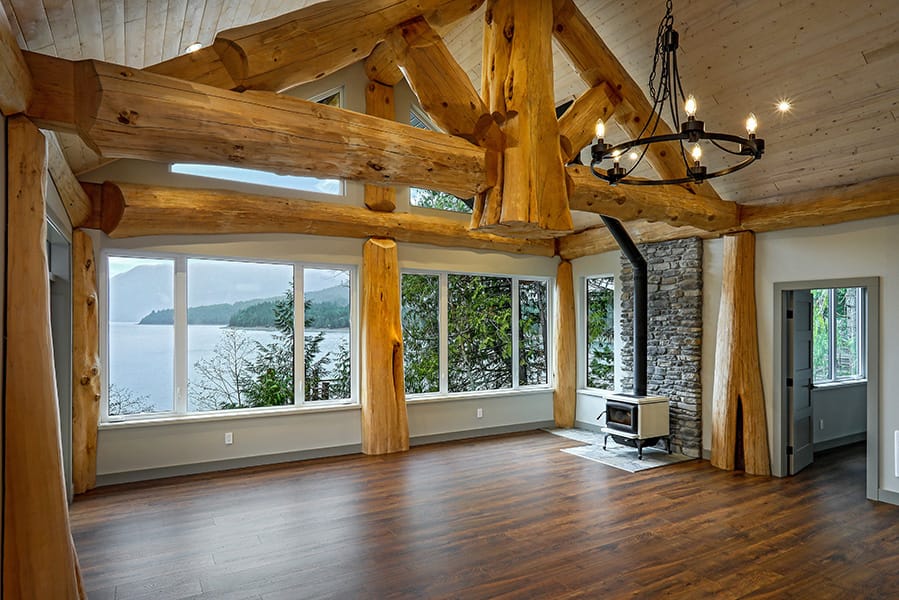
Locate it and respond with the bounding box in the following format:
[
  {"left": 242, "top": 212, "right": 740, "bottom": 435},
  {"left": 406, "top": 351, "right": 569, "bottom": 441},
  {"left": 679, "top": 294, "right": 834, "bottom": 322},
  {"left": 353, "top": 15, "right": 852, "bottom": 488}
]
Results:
[{"left": 109, "top": 323, "right": 349, "bottom": 413}]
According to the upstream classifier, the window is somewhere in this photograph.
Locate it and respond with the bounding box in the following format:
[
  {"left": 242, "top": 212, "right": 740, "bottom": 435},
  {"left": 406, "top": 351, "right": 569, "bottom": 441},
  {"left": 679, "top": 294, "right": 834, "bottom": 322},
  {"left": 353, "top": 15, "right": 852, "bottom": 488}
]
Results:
[
  {"left": 408, "top": 109, "right": 472, "bottom": 214},
  {"left": 585, "top": 276, "right": 615, "bottom": 389},
  {"left": 812, "top": 287, "right": 865, "bottom": 384},
  {"left": 108, "top": 257, "right": 174, "bottom": 416},
  {"left": 104, "top": 253, "right": 354, "bottom": 420},
  {"left": 400, "top": 271, "right": 550, "bottom": 396},
  {"left": 170, "top": 88, "right": 343, "bottom": 195}
]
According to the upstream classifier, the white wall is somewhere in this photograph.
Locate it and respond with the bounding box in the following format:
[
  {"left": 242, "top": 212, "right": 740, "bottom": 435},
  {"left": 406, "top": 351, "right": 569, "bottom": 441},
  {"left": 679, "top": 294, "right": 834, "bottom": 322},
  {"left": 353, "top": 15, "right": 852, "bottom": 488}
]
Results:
[
  {"left": 88, "top": 64, "right": 558, "bottom": 482},
  {"left": 812, "top": 383, "right": 867, "bottom": 447},
  {"left": 702, "top": 215, "right": 899, "bottom": 493}
]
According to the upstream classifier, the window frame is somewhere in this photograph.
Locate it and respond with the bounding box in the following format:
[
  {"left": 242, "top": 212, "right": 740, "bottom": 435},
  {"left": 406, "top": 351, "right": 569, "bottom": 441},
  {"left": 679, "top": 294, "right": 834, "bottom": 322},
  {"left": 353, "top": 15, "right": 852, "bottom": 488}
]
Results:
[
  {"left": 583, "top": 274, "right": 616, "bottom": 392},
  {"left": 101, "top": 249, "right": 358, "bottom": 423},
  {"left": 400, "top": 268, "right": 554, "bottom": 400},
  {"left": 813, "top": 286, "right": 866, "bottom": 385}
]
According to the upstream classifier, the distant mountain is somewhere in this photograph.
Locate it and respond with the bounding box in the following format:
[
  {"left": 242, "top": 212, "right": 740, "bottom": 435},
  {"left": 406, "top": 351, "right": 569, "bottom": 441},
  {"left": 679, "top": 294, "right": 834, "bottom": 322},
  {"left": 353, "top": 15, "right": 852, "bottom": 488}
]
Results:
[
  {"left": 138, "top": 297, "right": 280, "bottom": 326},
  {"left": 304, "top": 284, "right": 349, "bottom": 306},
  {"left": 109, "top": 262, "right": 293, "bottom": 323}
]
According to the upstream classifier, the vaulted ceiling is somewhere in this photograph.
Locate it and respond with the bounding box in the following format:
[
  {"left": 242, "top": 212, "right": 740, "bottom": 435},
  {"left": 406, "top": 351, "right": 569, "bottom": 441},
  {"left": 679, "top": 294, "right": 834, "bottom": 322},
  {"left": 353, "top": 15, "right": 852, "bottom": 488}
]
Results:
[{"left": 4, "top": 0, "right": 898, "bottom": 208}]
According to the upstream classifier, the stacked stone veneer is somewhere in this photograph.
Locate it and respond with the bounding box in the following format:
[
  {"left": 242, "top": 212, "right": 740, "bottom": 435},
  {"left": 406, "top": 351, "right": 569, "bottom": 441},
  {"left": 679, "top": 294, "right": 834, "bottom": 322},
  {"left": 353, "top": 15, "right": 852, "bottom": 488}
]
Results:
[{"left": 619, "top": 237, "right": 702, "bottom": 457}]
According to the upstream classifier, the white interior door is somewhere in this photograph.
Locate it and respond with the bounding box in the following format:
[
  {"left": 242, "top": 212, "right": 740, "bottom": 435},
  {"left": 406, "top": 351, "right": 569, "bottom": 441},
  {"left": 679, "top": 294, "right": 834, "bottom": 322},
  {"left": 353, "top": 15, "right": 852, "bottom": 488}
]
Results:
[{"left": 788, "top": 290, "right": 814, "bottom": 475}]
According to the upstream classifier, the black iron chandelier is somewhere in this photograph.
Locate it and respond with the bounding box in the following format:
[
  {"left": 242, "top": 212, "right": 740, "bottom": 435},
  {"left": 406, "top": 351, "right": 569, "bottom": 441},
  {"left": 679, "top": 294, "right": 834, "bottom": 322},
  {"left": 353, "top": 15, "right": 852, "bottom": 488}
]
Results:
[{"left": 590, "top": 0, "right": 764, "bottom": 186}]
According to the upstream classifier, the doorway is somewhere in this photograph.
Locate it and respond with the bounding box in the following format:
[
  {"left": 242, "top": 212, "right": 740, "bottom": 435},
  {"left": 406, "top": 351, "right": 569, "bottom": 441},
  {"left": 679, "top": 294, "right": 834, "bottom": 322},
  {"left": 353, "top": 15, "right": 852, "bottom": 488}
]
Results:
[
  {"left": 773, "top": 277, "right": 879, "bottom": 500},
  {"left": 47, "top": 220, "right": 73, "bottom": 502}
]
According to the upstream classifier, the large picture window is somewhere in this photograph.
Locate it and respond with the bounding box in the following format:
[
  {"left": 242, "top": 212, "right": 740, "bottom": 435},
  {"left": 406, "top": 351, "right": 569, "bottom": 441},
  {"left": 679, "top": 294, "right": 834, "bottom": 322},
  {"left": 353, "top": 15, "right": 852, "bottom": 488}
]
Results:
[
  {"left": 585, "top": 276, "right": 615, "bottom": 390},
  {"left": 104, "top": 253, "right": 354, "bottom": 420},
  {"left": 401, "top": 271, "right": 550, "bottom": 396},
  {"left": 812, "top": 287, "right": 865, "bottom": 384}
]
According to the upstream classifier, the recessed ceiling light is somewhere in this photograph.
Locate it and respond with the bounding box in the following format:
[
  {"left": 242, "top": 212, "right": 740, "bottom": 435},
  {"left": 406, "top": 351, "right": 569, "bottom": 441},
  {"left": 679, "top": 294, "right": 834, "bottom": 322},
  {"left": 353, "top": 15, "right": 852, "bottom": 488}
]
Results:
[
  {"left": 776, "top": 99, "right": 792, "bottom": 113},
  {"left": 184, "top": 42, "right": 203, "bottom": 54}
]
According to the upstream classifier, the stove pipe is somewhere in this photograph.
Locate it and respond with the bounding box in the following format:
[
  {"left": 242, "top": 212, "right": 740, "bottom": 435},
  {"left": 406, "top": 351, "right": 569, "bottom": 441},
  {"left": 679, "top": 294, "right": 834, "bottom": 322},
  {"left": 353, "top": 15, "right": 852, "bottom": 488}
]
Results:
[{"left": 600, "top": 216, "right": 647, "bottom": 396}]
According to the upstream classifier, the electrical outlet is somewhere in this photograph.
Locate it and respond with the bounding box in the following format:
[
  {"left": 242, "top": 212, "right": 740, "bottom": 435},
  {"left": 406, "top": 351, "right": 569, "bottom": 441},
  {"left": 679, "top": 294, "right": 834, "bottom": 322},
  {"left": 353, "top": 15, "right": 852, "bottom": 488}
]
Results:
[
  {"left": 476, "top": 408, "right": 484, "bottom": 419},
  {"left": 819, "top": 419, "right": 825, "bottom": 431},
  {"left": 225, "top": 432, "right": 233, "bottom": 445},
  {"left": 894, "top": 431, "right": 898, "bottom": 478}
]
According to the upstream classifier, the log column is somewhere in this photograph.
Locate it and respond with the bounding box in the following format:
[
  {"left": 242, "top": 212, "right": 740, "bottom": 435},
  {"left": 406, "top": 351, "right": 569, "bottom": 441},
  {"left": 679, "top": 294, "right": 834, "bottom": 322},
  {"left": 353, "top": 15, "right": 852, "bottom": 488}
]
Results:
[
  {"left": 360, "top": 238, "right": 409, "bottom": 454},
  {"left": 364, "top": 80, "right": 398, "bottom": 212},
  {"left": 711, "top": 231, "right": 771, "bottom": 475},
  {"left": 4, "top": 116, "right": 85, "bottom": 597},
  {"left": 553, "top": 260, "right": 576, "bottom": 427},
  {"left": 474, "top": 0, "right": 572, "bottom": 238},
  {"left": 72, "top": 230, "right": 100, "bottom": 494}
]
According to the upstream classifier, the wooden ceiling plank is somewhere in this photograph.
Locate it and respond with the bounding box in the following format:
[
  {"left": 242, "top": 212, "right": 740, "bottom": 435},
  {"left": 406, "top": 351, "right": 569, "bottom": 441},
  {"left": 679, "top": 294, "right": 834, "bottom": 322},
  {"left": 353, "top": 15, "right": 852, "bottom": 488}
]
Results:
[
  {"left": 178, "top": 0, "right": 205, "bottom": 54},
  {"left": 71, "top": 0, "right": 103, "bottom": 60},
  {"left": 123, "top": 0, "right": 145, "bottom": 67},
  {"left": 99, "top": 0, "right": 124, "bottom": 64},
  {"left": 89, "top": 181, "right": 555, "bottom": 257},
  {"left": 567, "top": 165, "right": 738, "bottom": 231},
  {"left": 0, "top": 0, "right": 30, "bottom": 115},
  {"left": 551, "top": 0, "right": 721, "bottom": 201},
  {"left": 43, "top": 0, "right": 81, "bottom": 58},
  {"left": 387, "top": 16, "right": 501, "bottom": 149},
  {"left": 9, "top": 0, "right": 53, "bottom": 49},
  {"left": 142, "top": 0, "right": 166, "bottom": 66},
  {"left": 161, "top": 0, "right": 187, "bottom": 60},
  {"left": 25, "top": 52, "right": 489, "bottom": 199},
  {"left": 196, "top": 0, "right": 225, "bottom": 47}
]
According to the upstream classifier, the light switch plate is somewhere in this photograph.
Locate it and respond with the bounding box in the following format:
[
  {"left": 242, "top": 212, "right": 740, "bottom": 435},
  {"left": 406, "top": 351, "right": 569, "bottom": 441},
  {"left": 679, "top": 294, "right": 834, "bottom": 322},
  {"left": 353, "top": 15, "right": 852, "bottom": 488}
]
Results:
[{"left": 895, "top": 431, "right": 898, "bottom": 478}]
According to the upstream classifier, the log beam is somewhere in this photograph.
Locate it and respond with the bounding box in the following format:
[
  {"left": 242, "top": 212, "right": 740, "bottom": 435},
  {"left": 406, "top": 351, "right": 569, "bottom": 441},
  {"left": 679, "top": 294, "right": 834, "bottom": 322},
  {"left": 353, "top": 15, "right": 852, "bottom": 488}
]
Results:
[
  {"left": 46, "top": 131, "right": 93, "bottom": 227},
  {"left": 364, "top": 42, "right": 405, "bottom": 87},
  {"left": 85, "top": 181, "right": 555, "bottom": 256},
  {"left": 4, "top": 115, "right": 84, "bottom": 597},
  {"left": 144, "top": 0, "right": 485, "bottom": 92},
  {"left": 361, "top": 238, "right": 409, "bottom": 455},
  {"left": 388, "top": 16, "right": 502, "bottom": 149},
  {"left": 739, "top": 175, "right": 899, "bottom": 233},
  {"left": 558, "top": 83, "right": 620, "bottom": 163},
  {"left": 551, "top": 0, "right": 720, "bottom": 200},
  {"left": 24, "top": 52, "right": 489, "bottom": 200},
  {"left": 553, "top": 260, "right": 576, "bottom": 428},
  {"left": 474, "top": 0, "right": 572, "bottom": 238},
  {"left": 567, "top": 165, "right": 738, "bottom": 231},
  {"left": 72, "top": 230, "right": 100, "bottom": 495},
  {"left": 0, "top": 0, "right": 30, "bottom": 115},
  {"left": 711, "top": 232, "right": 770, "bottom": 475},
  {"left": 364, "top": 80, "right": 398, "bottom": 212}
]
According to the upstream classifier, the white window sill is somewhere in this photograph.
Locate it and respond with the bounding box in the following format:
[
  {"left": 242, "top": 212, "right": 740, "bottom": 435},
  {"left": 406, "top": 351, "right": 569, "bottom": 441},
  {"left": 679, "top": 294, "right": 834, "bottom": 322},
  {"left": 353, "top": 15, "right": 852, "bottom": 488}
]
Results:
[
  {"left": 813, "top": 379, "right": 867, "bottom": 390},
  {"left": 577, "top": 387, "right": 615, "bottom": 399},
  {"left": 99, "top": 402, "right": 360, "bottom": 430},
  {"left": 406, "top": 386, "right": 553, "bottom": 405}
]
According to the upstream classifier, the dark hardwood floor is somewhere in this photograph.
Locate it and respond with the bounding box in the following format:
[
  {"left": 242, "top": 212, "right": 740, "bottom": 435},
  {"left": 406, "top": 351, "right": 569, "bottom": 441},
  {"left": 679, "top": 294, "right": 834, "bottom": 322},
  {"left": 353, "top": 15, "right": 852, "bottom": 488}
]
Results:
[{"left": 70, "top": 432, "right": 899, "bottom": 599}]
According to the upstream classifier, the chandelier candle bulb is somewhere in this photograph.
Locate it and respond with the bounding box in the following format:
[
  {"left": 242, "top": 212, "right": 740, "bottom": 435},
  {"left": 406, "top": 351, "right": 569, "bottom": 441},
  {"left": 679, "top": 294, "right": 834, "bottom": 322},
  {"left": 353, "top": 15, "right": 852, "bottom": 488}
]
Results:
[
  {"left": 691, "top": 143, "right": 702, "bottom": 163},
  {"left": 595, "top": 119, "right": 605, "bottom": 140},
  {"left": 684, "top": 95, "right": 697, "bottom": 117},
  {"left": 746, "top": 113, "right": 758, "bottom": 136}
]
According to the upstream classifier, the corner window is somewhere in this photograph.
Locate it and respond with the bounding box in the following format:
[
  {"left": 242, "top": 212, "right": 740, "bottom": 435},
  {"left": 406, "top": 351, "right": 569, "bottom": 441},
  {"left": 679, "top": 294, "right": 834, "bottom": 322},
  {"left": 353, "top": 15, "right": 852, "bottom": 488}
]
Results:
[
  {"left": 401, "top": 271, "right": 551, "bottom": 397},
  {"left": 812, "top": 287, "right": 865, "bottom": 384},
  {"left": 585, "top": 276, "right": 615, "bottom": 389},
  {"left": 104, "top": 253, "right": 355, "bottom": 420}
]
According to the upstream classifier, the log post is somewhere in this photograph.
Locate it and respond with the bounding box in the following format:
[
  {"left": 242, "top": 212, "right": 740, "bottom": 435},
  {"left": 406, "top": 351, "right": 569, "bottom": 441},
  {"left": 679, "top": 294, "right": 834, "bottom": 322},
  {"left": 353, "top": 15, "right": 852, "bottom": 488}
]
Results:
[
  {"left": 364, "top": 80, "right": 398, "bottom": 212},
  {"left": 4, "top": 115, "right": 85, "bottom": 598},
  {"left": 360, "top": 238, "right": 409, "bottom": 454},
  {"left": 711, "top": 231, "right": 770, "bottom": 475},
  {"left": 553, "top": 260, "right": 576, "bottom": 428},
  {"left": 474, "top": 0, "right": 572, "bottom": 238},
  {"left": 72, "top": 230, "right": 100, "bottom": 494}
]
